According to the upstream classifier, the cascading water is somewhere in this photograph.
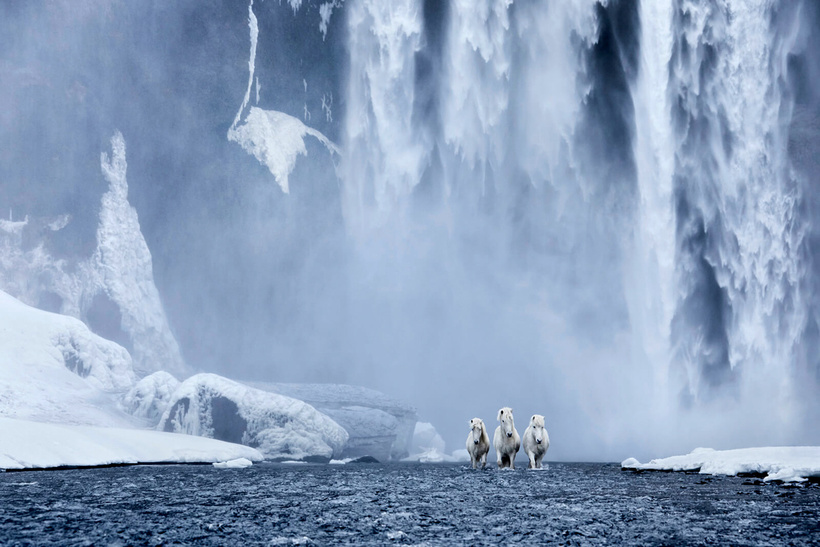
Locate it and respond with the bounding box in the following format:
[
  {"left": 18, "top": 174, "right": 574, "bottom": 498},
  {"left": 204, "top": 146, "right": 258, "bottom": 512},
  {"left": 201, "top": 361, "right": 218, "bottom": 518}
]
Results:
[{"left": 333, "top": 0, "right": 819, "bottom": 455}]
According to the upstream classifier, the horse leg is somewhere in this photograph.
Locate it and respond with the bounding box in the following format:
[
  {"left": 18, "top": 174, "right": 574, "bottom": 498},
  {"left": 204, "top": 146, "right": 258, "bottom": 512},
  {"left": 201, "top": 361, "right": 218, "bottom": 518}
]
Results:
[{"left": 497, "top": 450, "right": 504, "bottom": 468}]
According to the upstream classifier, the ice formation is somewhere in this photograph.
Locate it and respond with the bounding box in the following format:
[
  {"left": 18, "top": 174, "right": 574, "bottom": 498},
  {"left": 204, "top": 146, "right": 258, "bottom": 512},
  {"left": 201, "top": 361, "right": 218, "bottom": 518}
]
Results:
[
  {"left": 159, "top": 374, "right": 349, "bottom": 461},
  {"left": 254, "top": 382, "right": 417, "bottom": 461},
  {"left": 0, "top": 133, "right": 186, "bottom": 377}
]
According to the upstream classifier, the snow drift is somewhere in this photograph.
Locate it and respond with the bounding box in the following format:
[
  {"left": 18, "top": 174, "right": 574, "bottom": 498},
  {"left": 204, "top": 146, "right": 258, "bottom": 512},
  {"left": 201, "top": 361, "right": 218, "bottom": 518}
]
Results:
[{"left": 622, "top": 447, "right": 820, "bottom": 483}]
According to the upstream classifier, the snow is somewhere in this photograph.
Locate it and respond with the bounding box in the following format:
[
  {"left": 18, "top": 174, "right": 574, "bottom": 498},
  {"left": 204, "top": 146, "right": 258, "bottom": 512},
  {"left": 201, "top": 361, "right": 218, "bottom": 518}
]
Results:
[
  {"left": 0, "top": 417, "right": 262, "bottom": 470},
  {"left": 622, "top": 447, "right": 820, "bottom": 482},
  {"left": 213, "top": 457, "right": 254, "bottom": 469},
  {"left": 0, "top": 289, "right": 137, "bottom": 427},
  {"left": 159, "top": 374, "right": 349, "bottom": 461},
  {"left": 121, "top": 371, "right": 180, "bottom": 424},
  {"left": 228, "top": 107, "right": 339, "bottom": 194}
]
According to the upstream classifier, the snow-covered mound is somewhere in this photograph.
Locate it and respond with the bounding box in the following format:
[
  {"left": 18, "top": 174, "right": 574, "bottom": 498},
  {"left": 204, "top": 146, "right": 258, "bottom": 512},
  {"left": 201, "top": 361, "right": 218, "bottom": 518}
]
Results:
[
  {"left": 622, "top": 447, "right": 820, "bottom": 483},
  {"left": 159, "top": 374, "right": 348, "bottom": 461},
  {"left": 0, "top": 289, "right": 137, "bottom": 427},
  {"left": 121, "top": 371, "right": 180, "bottom": 424},
  {"left": 252, "top": 382, "right": 417, "bottom": 461},
  {"left": 0, "top": 417, "right": 262, "bottom": 470}
]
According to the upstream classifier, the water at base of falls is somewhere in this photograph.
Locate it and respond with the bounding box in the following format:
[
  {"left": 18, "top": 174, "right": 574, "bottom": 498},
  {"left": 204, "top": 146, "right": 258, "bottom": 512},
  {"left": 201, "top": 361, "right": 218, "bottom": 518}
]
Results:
[{"left": 1, "top": 463, "right": 818, "bottom": 545}]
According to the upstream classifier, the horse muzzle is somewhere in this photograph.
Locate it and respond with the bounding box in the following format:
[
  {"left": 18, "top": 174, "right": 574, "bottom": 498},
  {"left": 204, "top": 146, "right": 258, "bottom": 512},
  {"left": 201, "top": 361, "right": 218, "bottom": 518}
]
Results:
[
  {"left": 506, "top": 432, "right": 513, "bottom": 438},
  {"left": 536, "top": 438, "right": 542, "bottom": 444},
  {"left": 473, "top": 439, "right": 479, "bottom": 445}
]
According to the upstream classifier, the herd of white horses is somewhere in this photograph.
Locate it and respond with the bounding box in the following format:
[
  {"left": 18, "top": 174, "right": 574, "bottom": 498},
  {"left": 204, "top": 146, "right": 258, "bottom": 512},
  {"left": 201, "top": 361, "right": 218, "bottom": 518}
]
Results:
[{"left": 466, "top": 408, "right": 549, "bottom": 470}]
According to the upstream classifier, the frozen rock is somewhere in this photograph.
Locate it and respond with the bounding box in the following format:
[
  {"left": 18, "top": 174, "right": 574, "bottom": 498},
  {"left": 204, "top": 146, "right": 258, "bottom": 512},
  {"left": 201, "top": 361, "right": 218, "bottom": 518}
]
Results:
[
  {"left": 121, "top": 371, "right": 180, "bottom": 424},
  {"left": 159, "top": 374, "right": 348, "bottom": 460},
  {"left": 251, "top": 382, "right": 417, "bottom": 461}
]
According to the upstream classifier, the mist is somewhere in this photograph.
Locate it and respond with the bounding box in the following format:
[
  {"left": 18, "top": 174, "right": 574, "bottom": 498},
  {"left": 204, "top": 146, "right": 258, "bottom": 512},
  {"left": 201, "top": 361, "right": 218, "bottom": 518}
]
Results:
[{"left": 2, "top": 0, "right": 819, "bottom": 462}]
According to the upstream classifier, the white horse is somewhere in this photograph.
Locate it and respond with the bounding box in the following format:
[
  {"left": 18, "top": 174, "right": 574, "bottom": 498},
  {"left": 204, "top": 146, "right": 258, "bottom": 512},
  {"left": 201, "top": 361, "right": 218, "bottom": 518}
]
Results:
[
  {"left": 466, "top": 418, "right": 490, "bottom": 469},
  {"left": 522, "top": 414, "right": 550, "bottom": 469},
  {"left": 493, "top": 407, "right": 520, "bottom": 469}
]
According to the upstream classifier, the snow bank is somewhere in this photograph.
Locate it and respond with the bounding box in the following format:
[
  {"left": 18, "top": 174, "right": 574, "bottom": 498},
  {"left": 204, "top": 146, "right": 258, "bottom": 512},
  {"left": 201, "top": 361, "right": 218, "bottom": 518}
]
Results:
[
  {"left": 121, "top": 371, "right": 180, "bottom": 424},
  {"left": 159, "top": 374, "right": 348, "bottom": 461},
  {"left": 622, "top": 447, "right": 820, "bottom": 482},
  {"left": 0, "top": 417, "right": 262, "bottom": 470},
  {"left": 0, "top": 289, "right": 137, "bottom": 427}
]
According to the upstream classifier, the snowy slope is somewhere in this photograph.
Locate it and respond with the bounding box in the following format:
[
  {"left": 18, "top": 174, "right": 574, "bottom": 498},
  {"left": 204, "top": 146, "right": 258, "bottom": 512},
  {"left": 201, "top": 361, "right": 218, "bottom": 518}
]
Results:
[
  {"left": 0, "top": 289, "right": 137, "bottom": 427},
  {"left": 622, "top": 447, "right": 820, "bottom": 482},
  {"left": 0, "top": 417, "right": 262, "bottom": 470},
  {"left": 159, "top": 374, "right": 349, "bottom": 460}
]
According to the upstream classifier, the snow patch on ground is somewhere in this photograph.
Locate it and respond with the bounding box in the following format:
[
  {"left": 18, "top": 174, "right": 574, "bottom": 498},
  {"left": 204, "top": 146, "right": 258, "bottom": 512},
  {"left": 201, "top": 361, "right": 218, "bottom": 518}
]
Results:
[
  {"left": 213, "top": 457, "right": 254, "bottom": 469},
  {"left": 0, "top": 417, "right": 262, "bottom": 470},
  {"left": 622, "top": 447, "right": 820, "bottom": 482}
]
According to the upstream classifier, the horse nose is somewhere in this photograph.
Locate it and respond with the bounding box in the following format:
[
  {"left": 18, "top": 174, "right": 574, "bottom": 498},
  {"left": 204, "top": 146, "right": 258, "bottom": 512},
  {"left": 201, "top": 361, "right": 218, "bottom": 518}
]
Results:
[
  {"left": 507, "top": 432, "right": 512, "bottom": 438},
  {"left": 474, "top": 439, "right": 479, "bottom": 445},
  {"left": 536, "top": 438, "right": 542, "bottom": 444}
]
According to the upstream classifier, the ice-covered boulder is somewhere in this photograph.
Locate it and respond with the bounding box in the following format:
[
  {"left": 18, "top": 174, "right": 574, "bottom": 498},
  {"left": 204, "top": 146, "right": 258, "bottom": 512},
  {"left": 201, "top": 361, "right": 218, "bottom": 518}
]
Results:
[
  {"left": 159, "top": 374, "right": 348, "bottom": 461},
  {"left": 0, "top": 289, "right": 137, "bottom": 427},
  {"left": 251, "top": 383, "right": 418, "bottom": 461},
  {"left": 121, "top": 371, "right": 180, "bottom": 424}
]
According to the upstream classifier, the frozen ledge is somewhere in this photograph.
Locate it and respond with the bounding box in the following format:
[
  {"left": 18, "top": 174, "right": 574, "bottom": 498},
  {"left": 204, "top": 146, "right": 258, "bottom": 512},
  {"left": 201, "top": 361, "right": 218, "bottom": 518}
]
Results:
[
  {"left": 622, "top": 447, "right": 820, "bottom": 483},
  {"left": 0, "top": 417, "right": 263, "bottom": 471}
]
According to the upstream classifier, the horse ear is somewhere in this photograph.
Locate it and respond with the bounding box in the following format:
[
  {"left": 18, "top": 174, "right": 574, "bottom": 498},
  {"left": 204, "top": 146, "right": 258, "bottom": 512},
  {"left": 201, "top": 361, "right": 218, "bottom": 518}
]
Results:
[{"left": 497, "top": 409, "right": 502, "bottom": 421}]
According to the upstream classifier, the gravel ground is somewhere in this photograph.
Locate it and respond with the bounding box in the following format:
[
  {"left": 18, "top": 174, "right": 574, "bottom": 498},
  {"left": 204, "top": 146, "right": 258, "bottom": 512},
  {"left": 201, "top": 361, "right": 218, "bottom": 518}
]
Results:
[{"left": 1, "top": 462, "right": 818, "bottom": 546}]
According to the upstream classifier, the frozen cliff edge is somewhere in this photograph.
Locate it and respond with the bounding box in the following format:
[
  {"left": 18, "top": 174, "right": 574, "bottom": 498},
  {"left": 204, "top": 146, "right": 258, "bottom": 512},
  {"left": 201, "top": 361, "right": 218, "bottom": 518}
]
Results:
[
  {"left": 622, "top": 447, "right": 820, "bottom": 483},
  {"left": 0, "top": 417, "right": 262, "bottom": 470},
  {"left": 158, "top": 374, "right": 349, "bottom": 461}
]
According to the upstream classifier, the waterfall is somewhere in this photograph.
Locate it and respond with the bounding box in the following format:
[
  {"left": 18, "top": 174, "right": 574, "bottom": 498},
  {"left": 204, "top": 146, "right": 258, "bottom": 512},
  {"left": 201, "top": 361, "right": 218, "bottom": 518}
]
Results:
[{"left": 331, "top": 0, "right": 819, "bottom": 451}]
